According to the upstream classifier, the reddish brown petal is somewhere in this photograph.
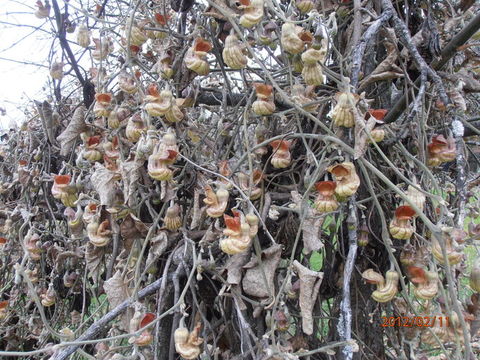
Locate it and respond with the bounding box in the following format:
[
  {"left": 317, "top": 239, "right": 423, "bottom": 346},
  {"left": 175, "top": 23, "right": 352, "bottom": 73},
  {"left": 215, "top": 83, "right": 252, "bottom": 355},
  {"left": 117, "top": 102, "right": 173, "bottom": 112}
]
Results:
[
  {"left": 194, "top": 38, "right": 212, "bottom": 53},
  {"left": 95, "top": 93, "right": 112, "bottom": 103},
  {"left": 55, "top": 175, "right": 71, "bottom": 185},
  {"left": 224, "top": 213, "right": 241, "bottom": 232},
  {"left": 0, "top": 237, "right": 6, "bottom": 245},
  {"left": 87, "top": 136, "right": 101, "bottom": 147},
  {"left": 395, "top": 205, "right": 416, "bottom": 220},
  {"left": 147, "top": 83, "right": 160, "bottom": 97},
  {"left": 329, "top": 164, "right": 350, "bottom": 177},
  {"left": 0, "top": 300, "right": 7, "bottom": 309},
  {"left": 154, "top": 13, "right": 170, "bottom": 25},
  {"left": 269, "top": 140, "right": 291, "bottom": 151},
  {"left": 368, "top": 109, "right": 388, "bottom": 120},
  {"left": 299, "top": 31, "right": 313, "bottom": 43},
  {"left": 18, "top": 160, "right": 28, "bottom": 166},
  {"left": 407, "top": 266, "right": 426, "bottom": 284},
  {"left": 140, "top": 313, "right": 156, "bottom": 328},
  {"left": 254, "top": 83, "right": 273, "bottom": 97},
  {"left": 315, "top": 181, "right": 337, "bottom": 195}
]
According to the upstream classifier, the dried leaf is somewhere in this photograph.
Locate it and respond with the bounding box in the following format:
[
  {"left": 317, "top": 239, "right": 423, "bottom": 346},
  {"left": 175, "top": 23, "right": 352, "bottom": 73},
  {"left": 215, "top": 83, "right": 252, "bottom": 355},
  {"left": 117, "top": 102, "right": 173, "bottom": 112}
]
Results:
[
  {"left": 292, "top": 260, "right": 323, "bottom": 335},
  {"left": 57, "top": 106, "right": 87, "bottom": 156},
  {"left": 354, "top": 112, "right": 377, "bottom": 160},
  {"left": 291, "top": 191, "right": 323, "bottom": 254},
  {"left": 85, "top": 243, "right": 104, "bottom": 279},
  {"left": 120, "top": 158, "right": 144, "bottom": 206},
  {"left": 225, "top": 252, "right": 250, "bottom": 285},
  {"left": 91, "top": 163, "right": 121, "bottom": 206},
  {"left": 104, "top": 270, "right": 131, "bottom": 330},
  {"left": 242, "top": 244, "right": 282, "bottom": 298},
  {"left": 447, "top": 89, "right": 467, "bottom": 112}
]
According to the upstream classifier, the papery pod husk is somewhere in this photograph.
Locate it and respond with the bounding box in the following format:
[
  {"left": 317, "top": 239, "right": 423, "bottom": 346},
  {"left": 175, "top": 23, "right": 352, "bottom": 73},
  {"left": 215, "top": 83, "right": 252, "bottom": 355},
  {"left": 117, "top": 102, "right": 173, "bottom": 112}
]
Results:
[
  {"left": 431, "top": 237, "right": 463, "bottom": 265},
  {"left": 252, "top": 100, "right": 275, "bottom": 116},
  {"left": 371, "top": 271, "right": 399, "bottom": 303},
  {"left": 413, "top": 271, "right": 438, "bottom": 300},
  {"left": 281, "top": 23, "right": 306, "bottom": 54},
  {"left": 222, "top": 33, "right": 247, "bottom": 69},
  {"left": 239, "top": 0, "right": 264, "bottom": 28},
  {"left": 331, "top": 92, "right": 356, "bottom": 128},
  {"left": 470, "top": 261, "right": 480, "bottom": 292},
  {"left": 77, "top": 24, "right": 91, "bottom": 48},
  {"left": 302, "top": 65, "right": 323, "bottom": 86},
  {"left": 327, "top": 162, "right": 360, "bottom": 197},
  {"left": 388, "top": 219, "right": 414, "bottom": 240},
  {"left": 204, "top": 186, "right": 229, "bottom": 218},
  {"left": 174, "top": 323, "right": 203, "bottom": 360},
  {"left": 403, "top": 185, "right": 426, "bottom": 215},
  {"left": 368, "top": 128, "right": 385, "bottom": 143},
  {"left": 128, "top": 25, "right": 148, "bottom": 46}
]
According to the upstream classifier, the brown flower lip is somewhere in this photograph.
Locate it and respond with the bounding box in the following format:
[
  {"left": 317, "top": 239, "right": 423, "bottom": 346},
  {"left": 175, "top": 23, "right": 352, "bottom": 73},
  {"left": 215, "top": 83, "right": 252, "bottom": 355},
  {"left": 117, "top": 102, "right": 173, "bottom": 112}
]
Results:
[
  {"left": 329, "top": 164, "right": 350, "bottom": 177},
  {"left": 95, "top": 93, "right": 112, "bottom": 103},
  {"left": 224, "top": 211, "right": 241, "bottom": 233},
  {"left": 54, "top": 175, "right": 71, "bottom": 185},
  {"left": 254, "top": 83, "right": 273, "bottom": 97},
  {"left": 394, "top": 205, "right": 416, "bottom": 220},
  {"left": 269, "top": 139, "right": 291, "bottom": 151},
  {"left": 315, "top": 181, "right": 336, "bottom": 196},
  {"left": 194, "top": 38, "right": 213, "bottom": 53}
]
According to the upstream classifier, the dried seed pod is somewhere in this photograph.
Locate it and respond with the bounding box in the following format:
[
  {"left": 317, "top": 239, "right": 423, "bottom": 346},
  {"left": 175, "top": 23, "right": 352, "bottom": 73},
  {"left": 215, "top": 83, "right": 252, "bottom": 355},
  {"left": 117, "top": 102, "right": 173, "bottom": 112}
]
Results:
[
  {"left": 362, "top": 269, "right": 399, "bottom": 303},
  {"left": 431, "top": 234, "right": 463, "bottom": 265},
  {"left": 327, "top": 162, "right": 360, "bottom": 198},
  {"left": 35, "top": 1, "right": 51, "bottom": 19},
  {"left": 185, "top": 38, "right": 212, "bottom": 75},
  {"left": 77, "top": 24, "right": 91, "bottom": 48},
  {"left": 87, "top": 220, "right": 112, "bottom": 247},
  {"left": 118, "top": 72, "right": 138, "bottom": 94},
  {"left": 65, "top": 206, "right": 84, "bottom": 238},
  {"left": 50, "top": 61, "right": 64, "bottom": 80},
  {"left": 165, "top": 99, "right": 185, "bottom": 123},
  {"left": 93, "top": 93, "right": 112, "bottom": 117},
  {"left": 131, "top": 313, "right": 156, "bottom": 346},
  {"left": 331, "top": 92, "right": 357, "bottom": 128},
  {"left": 246, "top": 213, "right": 259, "bottom": 238},
  {"left": 83, "top": 203, "right": 98, "bottom": 224},
  {"left": 127, "top": 24, "right": 148, "bottom": 46},
  {"left": 83, "top": 136, "right": 103, "bottom": 162},
  {"left": 388, "top": 205, "right": 416, "bottom": 240},
  {"left": 220, "top": 211, "right": 252, "bottom": 255},
  {"left": 51, "top": 175, "right": 78, "bottom": 207},
  {"left": 369, "top": 128, "right": 385, "bottom": 143},
  {"left": 295, "top": 0, "right": 315, "bottom": 13},
  {"left": 313, "top": 181, "right": 339, "bottom": 213},
  {"left": 301, "top": 48, "right": 326, "bottom": 86},
  {"left": 164, "top": 204, "right": 182, "bottom": 231},
  {"left": 148, "top": 131, "right": 179, "bottom": 181},
  {"left": 236, "top": 170, "right": 263, "bottom": 200},
  {"left": 222, "top": 33, "right": 247, "bottom": 69},
  {"left": 63, "top": 272, "right": 78, "bottom": 288},
  {"left": 408, "top": 266, "right": 439, "bottom": 300},
  {"left": 144, "top": 84, "right": 172, "bottom": 117},
  {"left": 291, "top": 85, "right": 318, "bottom": 112},
  {"left": 154, "top": 51, "right": 174, "bottom": 79},
  {"left": 470, "top": 260, "right": 480, "bottom": 292},
  {"left": 252, "top": 83, "right": 275, "bottom": 115},
  {"left": 174, "top": 323, "right": 203, "bottom": 359},
  {"left": 125, "top": 113, "right": 146, "bottom": 143},
  {"left": 269, "top": 140, "right": 292, "bottom": 169},
  {"left": 24, "top": 230, "right": 42, "bottom": 261},
  {"left": 427, "top": 135, "right": 456, "bottom": 167},
  {"left": 403, "top": 185, "right": 426, "bottom": 215},
  {"left": 239, "top": 0, "right": 264, "bottom": 28},
  {"left": 281, "top": 23, "right": 311, "bottom": 54},
  {"left": 40, "top": 285, "right": 56, "bottom": 307},
  {"left": 203, "top": 185, "right": 229, "bottom": 218},
  {"left": 92, "top": 37, "right": 114, "bottom": 61}
]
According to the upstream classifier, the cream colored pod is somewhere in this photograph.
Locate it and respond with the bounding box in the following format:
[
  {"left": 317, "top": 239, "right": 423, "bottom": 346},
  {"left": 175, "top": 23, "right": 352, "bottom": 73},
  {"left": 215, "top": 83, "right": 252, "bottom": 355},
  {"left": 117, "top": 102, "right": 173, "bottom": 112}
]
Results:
[
  {"left": 77, "top": 24, "right": 91, "bottom": 48},
  {"left": 185, "top": 38, "right": 212, "bottom": 75},
  {"left": 388, "top": 205, "right": 415, "bottom": 240},
  {"left": 222, "top": 33, "right": 247, "bottom": 69},
  {"left": 327, "top": 162, "right": 360, "bottom": 198},
  {"left": 331, "top": 92, "right": 357, "bottom": 128},
  {"left": 362, "top": 269, "right": 399, "bottom": 303},
  {"left": 239, "top": 0, "right": 264, "bottom": 28},
  {"left": 301, "top": 49, "right": 326, "bottom": 86}
]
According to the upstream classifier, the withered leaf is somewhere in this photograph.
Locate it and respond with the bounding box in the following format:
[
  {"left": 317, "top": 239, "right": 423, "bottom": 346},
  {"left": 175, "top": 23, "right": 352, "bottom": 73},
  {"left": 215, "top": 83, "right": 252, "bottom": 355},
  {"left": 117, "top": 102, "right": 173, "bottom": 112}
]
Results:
[
  {"left": 292, "top": 260, "right": 323, "bottom": 335},
  {"left": 242, "top": 244, "right": 282, "bottom": 298},
  {"left": 57, "top": 106, "right": 87, "bottom": 156},
  {"left": 85, "top": 242, "right": 105, "bottom": 279},
  {"left": 91, "top": 163, "right": 121, "bottom": 206}
]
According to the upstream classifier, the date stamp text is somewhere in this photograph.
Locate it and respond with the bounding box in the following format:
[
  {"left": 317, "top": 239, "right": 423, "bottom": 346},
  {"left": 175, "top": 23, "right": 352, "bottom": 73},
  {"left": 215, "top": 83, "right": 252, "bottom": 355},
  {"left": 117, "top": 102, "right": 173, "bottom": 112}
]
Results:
[{"left": 381, "top": 316, "right": 449, "bottom": 327}]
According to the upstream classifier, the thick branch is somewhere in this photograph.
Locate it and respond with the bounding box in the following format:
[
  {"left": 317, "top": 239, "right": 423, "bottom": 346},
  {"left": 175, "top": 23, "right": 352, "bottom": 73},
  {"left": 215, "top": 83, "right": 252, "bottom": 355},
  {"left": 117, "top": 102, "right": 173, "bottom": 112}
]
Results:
[{"left": 383, "top": 11, "right": 480, "bottom": 124}]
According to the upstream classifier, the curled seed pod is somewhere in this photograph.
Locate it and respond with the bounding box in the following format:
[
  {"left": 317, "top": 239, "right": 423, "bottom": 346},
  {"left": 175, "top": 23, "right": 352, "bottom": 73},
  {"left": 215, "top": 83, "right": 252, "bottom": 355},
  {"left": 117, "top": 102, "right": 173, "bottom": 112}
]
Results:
[
  {"left": 51, "top": 175, "right": 78, "bottom": 207},
  {"left": 252, "top": 83, "right": 275, "bottom": 116},
  {"left": 127, "top": 24, "right": 148, "bottom": 47},
  {"left": 118, "top": 72, "right": 138, "bottom": 94},
  {"left": 164, "top": 204, "right": 182, "bottom": 231},
  {"left": 92, "top": 37, "right": 114, "bottom": 61},
  {"left": 35, "top": 1, "right": 51, "bottom": 19},
  {"left": 362, "top": 269, "right": 399, "bottom": 303},
  {"left": 281, "top": 22, "right": 311, "bottom": 54},
  {"left": 174, "top": 322, "right": 204, "bottom": 359},
  {"left": 403, "top": 185, "right": 426, "bottom": 215},
  {"left": 87, "top": 220, "right": 112, "bottom": 247},
  {"left": 77, "top": 24, "right": 91, "bottom": 48},
  {"left": 313, "top": 181, "right": 338, "bottom": 213},
  {"left": 269, "top": 140, "right": 292, "bottom": 169},
  {"left": 83, "top": 136, "right": 103, "bottom": 162},
  {"left": 408, "top": 266, "right": 439, "bottom": 300},
  {"left": 291, "top": 85, "right": 318, "bottom": 112},
  {"left": 185, "top": 38, "right": 212, "bottom": 75},
  {"left": 50, "top": 61, "right": 64, "bottom": 80},
  {"left": 427, "top": 135, "right": 456, "bottom": 167},
  {"left": 301, "top": 49, "right": 326, "bottom": 86},
  {"left": 220, "top": 211, "right": 252, "bottom": 255},
  {"left": 327, "top": 162, "right": 360, "bottom": 198},
  {"left": 125, "top": 113, "right": 146, "bottom": 143},
  {"left": 331, "top": 92, "right": 357, "bottom": 128},
  {"left": 388, "top": 205, "right": 416, "bottom": 240},
  {"left": 40, "top": 285, "right": 56, "bottom": 307},
  {"left": 431, "top": 233, "right": 463, "bottom": 265},
  {"left": 222, "top": 33, "right": 247, "bottom": 69},
  {"left": 295, "top": 0, "right": 315, "bottom": 13},
  {"left": 239, "top": 0, "right": 264, "bottom": 28},
  {"left": 93, "top": 93, "right": 112, "bottom": 117},
  {"left": 203, "top": 185, "right": 229, "bottom": 218}
]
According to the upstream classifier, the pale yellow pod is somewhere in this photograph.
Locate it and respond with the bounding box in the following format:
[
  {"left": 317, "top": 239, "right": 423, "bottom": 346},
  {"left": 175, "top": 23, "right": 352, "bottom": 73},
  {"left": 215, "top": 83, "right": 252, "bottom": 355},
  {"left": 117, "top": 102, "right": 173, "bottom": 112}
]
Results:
[{"left": 222, "top": 34, "right": 247, "bottom": 69}]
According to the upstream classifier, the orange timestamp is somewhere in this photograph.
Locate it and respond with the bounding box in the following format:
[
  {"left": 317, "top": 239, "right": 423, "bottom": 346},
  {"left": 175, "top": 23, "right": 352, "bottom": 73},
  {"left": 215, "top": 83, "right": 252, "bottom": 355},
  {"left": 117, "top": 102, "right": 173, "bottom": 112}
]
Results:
[{"left": 381, "top": 316, "right": 449, "bottom": 327}]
